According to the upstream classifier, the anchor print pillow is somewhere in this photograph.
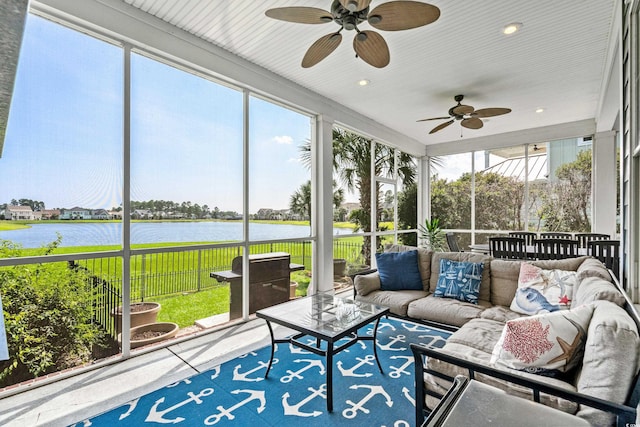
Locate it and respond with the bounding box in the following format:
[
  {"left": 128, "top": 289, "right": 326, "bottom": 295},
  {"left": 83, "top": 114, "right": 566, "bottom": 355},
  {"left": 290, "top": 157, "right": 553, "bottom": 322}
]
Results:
[
  {"left": 491, "top": 303, "right": 594, "bottom": 378},
  {"left": 433, "top": 259, "right": 484, "bottom": 304},
  {"left": 510, "top": 263, "right": 577, "bottom": 315}
]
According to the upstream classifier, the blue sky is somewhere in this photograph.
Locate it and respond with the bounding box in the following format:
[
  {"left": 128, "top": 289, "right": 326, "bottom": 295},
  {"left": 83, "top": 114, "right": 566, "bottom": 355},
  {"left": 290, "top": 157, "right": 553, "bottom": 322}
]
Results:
[{"left": 2, "top": 15, "right": 313, "bottom": 214}]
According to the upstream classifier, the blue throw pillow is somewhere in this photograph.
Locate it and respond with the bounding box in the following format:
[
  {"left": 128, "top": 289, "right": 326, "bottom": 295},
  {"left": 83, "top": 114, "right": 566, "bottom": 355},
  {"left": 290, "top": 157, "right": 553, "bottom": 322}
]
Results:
[
  {"left": 434, "top": 259, "right": 484, "bottom": 304},
  {"left": 375, "top": 250, "right": 423, "bottom": 291}
]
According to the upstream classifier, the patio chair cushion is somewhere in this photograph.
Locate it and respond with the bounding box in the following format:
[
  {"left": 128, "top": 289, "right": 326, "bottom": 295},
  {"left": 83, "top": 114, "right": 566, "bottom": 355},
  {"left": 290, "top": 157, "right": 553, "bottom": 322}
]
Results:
[
  {"left": 491, "top": 304, "right": 594, "bottom": 377},
  {"left": 376, "top": 250, "right": 423, "bottom": 291},
  {"left": 575, "top": 300, "right": 640, "bottom": 426}
]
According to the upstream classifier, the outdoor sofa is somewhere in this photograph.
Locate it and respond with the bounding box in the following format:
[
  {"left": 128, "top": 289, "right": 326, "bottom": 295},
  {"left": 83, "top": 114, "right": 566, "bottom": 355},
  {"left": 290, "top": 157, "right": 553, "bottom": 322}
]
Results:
[{"left": 353, "top": 244, "right": 640, "bottom": 426}]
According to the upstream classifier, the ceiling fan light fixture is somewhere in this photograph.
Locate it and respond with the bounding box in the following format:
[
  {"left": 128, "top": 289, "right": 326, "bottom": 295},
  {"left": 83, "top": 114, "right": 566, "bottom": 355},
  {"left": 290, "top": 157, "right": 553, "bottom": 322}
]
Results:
[
  {"left": 346, "top": 0, "right": 359, "bottom": 12},
  {"left": 356, "top": 32, "right": 368, "bottom": 42},
  {"left": 368, "top": 14, "right": 382, "bottom": 25},
  {"left": 503, "top": 22, "right": 522, "bottom": 35}
]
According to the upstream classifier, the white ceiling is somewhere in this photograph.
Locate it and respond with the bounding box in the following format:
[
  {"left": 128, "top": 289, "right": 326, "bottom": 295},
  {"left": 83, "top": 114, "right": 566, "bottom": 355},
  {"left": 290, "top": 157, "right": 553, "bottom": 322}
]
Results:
[{"left": 121, "top": 0, "right": 617, "bottom": 147}]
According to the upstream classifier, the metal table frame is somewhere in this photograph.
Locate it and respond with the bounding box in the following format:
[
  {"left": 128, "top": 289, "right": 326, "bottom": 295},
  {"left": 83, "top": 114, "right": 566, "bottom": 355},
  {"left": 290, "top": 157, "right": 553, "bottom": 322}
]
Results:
[{"left": 256, "top": 294, "right": 390, "bottom": 412}]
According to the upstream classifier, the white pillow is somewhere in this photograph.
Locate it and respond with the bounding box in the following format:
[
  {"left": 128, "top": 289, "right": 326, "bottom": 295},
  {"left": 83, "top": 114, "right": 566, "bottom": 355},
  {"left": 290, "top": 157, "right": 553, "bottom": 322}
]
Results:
[
  {"left": 510, "top": 262, "right": 577, "bottom": 315},
  {"left": 491, "top": 304, "right": 594, "bottom": 377}
]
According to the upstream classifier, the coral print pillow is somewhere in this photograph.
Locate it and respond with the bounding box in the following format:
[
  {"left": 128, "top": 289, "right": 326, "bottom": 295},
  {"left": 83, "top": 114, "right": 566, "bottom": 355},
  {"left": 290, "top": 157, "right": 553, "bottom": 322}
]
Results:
[
  {"left": 491, "top": 304, "right": 594, "bottom": 378},
  {"left": 434, "top": 259, "right": 484, "bottom": 304},
  {"left": 510, "top": 262, "right": 577, "bottom": 315}
]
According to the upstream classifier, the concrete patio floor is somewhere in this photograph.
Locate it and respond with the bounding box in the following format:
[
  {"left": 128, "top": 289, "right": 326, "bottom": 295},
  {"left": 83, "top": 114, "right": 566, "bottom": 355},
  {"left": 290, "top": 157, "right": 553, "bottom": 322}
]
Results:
[{"left": 0, "top": 315, "right": 292, "bottom": 426}]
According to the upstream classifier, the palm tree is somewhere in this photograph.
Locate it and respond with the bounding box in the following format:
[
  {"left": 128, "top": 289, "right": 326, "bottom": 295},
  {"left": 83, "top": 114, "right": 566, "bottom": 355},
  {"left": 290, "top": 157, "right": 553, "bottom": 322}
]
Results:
[
  {"left": 290, "top": 180, "right": 345, "bottom": 220},
  {"left": 301, "top": 128, "right": 416, "bottom": 260}
]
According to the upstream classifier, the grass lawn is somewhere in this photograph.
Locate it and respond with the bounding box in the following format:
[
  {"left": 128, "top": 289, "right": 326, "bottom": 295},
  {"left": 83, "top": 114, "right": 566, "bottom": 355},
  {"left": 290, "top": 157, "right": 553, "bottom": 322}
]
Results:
[{"left": 155, "top": 286, "right": 230, "bottom": 328}]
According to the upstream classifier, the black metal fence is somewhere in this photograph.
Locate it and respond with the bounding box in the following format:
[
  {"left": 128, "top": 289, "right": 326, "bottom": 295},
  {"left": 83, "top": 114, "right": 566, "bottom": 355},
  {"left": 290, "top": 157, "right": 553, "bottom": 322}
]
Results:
[{"left": 76, "top": 239, "right": 364, "bottom": 338}]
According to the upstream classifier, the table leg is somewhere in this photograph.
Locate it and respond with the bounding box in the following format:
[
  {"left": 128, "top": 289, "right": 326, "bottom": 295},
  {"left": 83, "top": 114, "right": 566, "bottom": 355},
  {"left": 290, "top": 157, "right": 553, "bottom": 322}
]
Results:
[
  {"left": 372, "top": 316, "right": 384, "bottom": 374},
  {"left": 264, "top": 320, "right": 275, "bottom": 379},
  {"left": 327, "top": 341, "right": 333, "bottom": 412}
]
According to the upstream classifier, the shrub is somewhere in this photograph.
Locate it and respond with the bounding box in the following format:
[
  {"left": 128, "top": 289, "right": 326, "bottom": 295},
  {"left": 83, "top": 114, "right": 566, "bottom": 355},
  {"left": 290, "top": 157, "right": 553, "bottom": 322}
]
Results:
[{"left": 0, "top": 236, "right": 105, "bottom": 387}]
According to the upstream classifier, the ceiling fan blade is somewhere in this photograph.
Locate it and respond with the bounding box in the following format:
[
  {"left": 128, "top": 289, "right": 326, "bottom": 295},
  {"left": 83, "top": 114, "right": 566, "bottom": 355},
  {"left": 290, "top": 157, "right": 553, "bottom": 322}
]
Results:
[
  {"left": 452, "top": 104, "right": 474, "bottom": 115},
  {"left": 338, "top": 0, "right": 372, "bottom": 12},
  {"left": 353, "top": 30, "right": 390, "bottom": 68},
  {"left": 265, "top": 7, "right": 333, "bottom": 24},
  {"left": 461, "top": 117, "right": 484, "bottom": 129},
  {"left": 417, "top": 116, "right": 451, "bottom": 122},
  {"left": 473, "top": 107, "right": 512, "bottom": 118},
  {"left": 302, "top": 33, "right": 342, "bottom": 68},
  {"left": 368, "top": 1, "right": 440, "bottom": 31},
  {"left": 429, "top": 119, "right": 454, "bottom": 134}
]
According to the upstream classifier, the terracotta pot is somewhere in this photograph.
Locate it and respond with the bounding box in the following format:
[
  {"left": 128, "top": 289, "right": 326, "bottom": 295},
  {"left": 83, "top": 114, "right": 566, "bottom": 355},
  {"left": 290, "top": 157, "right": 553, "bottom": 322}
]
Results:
[
  {"left": 120, "top": 322, "right": 179, "bottom": 349},
  {"left": 111, "top": 302, "right": 161, "bottom": 333},
  {"left": 333, "top": 258, "right": 347, "bottom": 277}
]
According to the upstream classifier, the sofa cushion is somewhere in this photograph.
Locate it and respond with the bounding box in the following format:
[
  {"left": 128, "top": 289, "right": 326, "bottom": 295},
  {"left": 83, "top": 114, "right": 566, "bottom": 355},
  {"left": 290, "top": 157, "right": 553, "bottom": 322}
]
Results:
[
  {"left": 575, "top": 300, "right": 640, "bottom": 426},
  {"left": 354, "top": 271, "right": 381, "bottom": 296},
  {"left": 384, "top": 244, "right": 433, "bottom": 291},
  {"left": 488, "top": 259, "right": 523, "bottom": 307},
  {"left": 376, "top": 250, "right": 423, "bottom": 291},
  {"left": 407, "top": 295, "right": 490, "bottom": 327},
  {"left": 572, "top": 276, "right": 625, "bottom": 307},
  {"left": 430, "top": 252, "right": 492, "bottom": 302},
  {"left": 434, "top": 259, "right": 484, "bottom": 304},
  {"left": 355, "top": 289, "right": 427, "bottom": 317},
  {"left": 423, "top": 318, "right": 578, "bottom": 413},
  {"left": 510, "top": 263, "right": 577, "bottom": 314},
  {"left": 480, "top": 305, "right": 526, "bottom": 323},
  {"left": 530, "top": 256, "right": 588, "bottom": 271},
  {"left": 576, "top": 257, "right": 612, "bottom": 282},
  {"left": 491, "top": 304, "right": 594, "bottom": 378}
]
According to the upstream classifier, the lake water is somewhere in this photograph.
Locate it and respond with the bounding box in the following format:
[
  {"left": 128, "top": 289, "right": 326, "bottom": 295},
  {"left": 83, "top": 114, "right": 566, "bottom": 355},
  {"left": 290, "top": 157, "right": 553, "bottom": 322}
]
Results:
[{"left": 0, "top": 222, "right": 355, "bottom": 248}]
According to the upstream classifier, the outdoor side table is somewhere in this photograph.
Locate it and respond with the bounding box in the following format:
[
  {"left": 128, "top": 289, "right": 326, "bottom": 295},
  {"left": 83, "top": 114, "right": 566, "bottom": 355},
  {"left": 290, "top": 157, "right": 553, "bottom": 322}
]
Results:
[{"left": 256, "top": 293, "right": 390, "bottom": 412}]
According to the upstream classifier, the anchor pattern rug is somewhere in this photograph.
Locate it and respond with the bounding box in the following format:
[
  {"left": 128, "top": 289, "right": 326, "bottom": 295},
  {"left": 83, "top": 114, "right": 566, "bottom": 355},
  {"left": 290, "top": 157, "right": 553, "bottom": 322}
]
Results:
[{"left": 76, "top": 318, "right": 450, "bottom": 426}]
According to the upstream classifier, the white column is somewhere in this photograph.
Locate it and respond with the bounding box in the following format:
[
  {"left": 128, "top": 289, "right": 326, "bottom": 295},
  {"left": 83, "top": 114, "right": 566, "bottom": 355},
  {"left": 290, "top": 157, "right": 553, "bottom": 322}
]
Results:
[
  {"left": 592, "top": 131, "right": 617, "bottom": 236},
  {"left": 310, "top": 115, "right": 335, "bottom": 294}
]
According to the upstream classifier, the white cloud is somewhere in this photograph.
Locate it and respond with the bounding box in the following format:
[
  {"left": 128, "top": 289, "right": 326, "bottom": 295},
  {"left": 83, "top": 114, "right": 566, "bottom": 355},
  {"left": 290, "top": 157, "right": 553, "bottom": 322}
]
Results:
[{"left": 272, "top": 135, "right": 293, "bottom": 145}]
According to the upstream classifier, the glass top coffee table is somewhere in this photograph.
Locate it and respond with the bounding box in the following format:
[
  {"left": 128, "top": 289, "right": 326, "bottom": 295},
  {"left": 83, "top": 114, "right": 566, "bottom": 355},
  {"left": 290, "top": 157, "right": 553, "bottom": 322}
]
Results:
[{"left": 256, "top": 292, "right": 390, "bottom": 412}]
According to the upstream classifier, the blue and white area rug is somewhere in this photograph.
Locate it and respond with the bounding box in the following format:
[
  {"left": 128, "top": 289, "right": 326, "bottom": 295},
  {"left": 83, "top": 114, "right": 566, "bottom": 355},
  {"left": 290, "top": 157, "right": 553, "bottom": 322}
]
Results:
[{"left": 76, "top": 318, "right": 450, "bottom": 426}]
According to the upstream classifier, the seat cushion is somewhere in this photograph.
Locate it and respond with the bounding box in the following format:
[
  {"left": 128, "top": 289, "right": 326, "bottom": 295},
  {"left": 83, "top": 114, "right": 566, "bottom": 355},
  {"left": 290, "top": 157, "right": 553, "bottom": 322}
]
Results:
[
  {"left": 355, "top": 289, "right": 427, "bottom": 317},
  {"left": 407, "top": 295, "right": 489, "bottom": 327},
  {"left": 423, "top": 318, "right": 578, "bottom": 414},
  {"left": 575, "top": 300, "right": 640, "bottom": 426}
]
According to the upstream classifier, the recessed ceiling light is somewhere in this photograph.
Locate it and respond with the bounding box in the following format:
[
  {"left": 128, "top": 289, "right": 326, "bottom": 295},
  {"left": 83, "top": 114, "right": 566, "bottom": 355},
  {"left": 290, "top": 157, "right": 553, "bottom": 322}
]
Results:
[
  {"left": 503, "top": 22, "right": 523, "bottom": 35},
  {"left": 358, "top": 79, "right": 370, "bottom": 86},
  {"left": 535, "top": 107, "right": 545, "bottom": 113}
]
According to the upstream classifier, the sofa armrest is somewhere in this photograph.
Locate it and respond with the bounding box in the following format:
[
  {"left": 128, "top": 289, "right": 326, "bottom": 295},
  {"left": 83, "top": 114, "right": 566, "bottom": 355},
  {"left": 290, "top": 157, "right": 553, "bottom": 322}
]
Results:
[
  {"left": 410, "top": 343, "right": 637, "bottom": 427},
  {"left": 352, "top": 269, "right": 379, "bottom": 298}
]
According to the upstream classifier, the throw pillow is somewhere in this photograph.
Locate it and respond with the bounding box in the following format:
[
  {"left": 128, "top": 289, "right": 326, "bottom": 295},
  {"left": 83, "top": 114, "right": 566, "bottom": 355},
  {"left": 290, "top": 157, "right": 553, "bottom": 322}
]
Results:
[
  {"left": 433, "top": 259, "right": 484, "bottom": 304},
  {"left": 375, "top": 250, "right": 423, "bottom": 291},
  {"left": 490, "top": 304, "right": 594, "bottom": 378},
  {"left": 510, "top": 263, "right": 577, "bottom": 315}
]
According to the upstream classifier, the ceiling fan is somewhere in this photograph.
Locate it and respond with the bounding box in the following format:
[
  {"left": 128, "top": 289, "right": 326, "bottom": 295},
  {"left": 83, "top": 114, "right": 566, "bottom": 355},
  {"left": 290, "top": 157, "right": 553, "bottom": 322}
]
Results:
[
  {"left": 418, "top": 95, "right": 512, "bottom": 134},
  {"left": 265, "top": 0, "right": 440, "bottom": 68}
]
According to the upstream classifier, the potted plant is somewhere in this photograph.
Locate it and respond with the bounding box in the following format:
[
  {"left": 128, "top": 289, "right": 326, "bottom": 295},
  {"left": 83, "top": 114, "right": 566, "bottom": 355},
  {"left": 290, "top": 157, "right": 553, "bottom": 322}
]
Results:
[{"left": 419, "top": 218, "right": 447, "bottom": 252}]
